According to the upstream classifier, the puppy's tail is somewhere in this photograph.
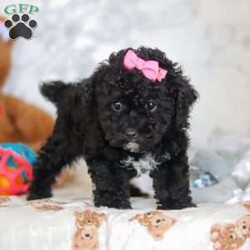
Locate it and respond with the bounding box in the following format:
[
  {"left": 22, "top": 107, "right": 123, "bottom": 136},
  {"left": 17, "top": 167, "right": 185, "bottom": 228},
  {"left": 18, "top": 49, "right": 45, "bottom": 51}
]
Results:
[{"left": 40, "top": 81, "right": 70, "bottom": 105}]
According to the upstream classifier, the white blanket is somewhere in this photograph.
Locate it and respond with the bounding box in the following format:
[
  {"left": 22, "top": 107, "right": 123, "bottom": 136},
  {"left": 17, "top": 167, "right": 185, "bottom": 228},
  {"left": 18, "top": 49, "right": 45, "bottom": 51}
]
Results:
[{"left": 1, "top": 184, "right": 250, "bottom": 250}]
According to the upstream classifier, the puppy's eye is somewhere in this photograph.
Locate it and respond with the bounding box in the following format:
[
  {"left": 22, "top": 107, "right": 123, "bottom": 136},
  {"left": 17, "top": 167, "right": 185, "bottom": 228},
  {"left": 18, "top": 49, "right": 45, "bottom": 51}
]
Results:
[
  {"left": 146, "top": 101, "right": 157, "bottom": 112},
  {"left": 112, "top": 101, "right": 123, "bottom": 112}
]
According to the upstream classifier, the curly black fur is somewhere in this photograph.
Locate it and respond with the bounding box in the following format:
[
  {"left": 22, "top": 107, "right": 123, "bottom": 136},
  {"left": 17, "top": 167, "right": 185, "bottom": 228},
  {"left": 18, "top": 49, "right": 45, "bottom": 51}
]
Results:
[{"left": 28, "top": 46, "right": 198, "bottom": 209}]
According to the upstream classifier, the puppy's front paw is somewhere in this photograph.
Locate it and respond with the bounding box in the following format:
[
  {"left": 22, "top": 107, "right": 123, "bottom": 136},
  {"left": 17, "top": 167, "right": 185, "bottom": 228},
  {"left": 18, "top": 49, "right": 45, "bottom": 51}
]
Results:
[
  {"left": 27, "top": 192, "right": 52, "bottom": 201},
  {"left": 158, "top": 201, "right": 196, "bottom": 210},
  {"left": 95, "top": 201, "right": 132, "bottom": 209},
  {"left": 94, "top": 198, "right": 132, "bottom": 209},
  {"left": 178, "top": 202, "right": 196, "bottom": 209}
]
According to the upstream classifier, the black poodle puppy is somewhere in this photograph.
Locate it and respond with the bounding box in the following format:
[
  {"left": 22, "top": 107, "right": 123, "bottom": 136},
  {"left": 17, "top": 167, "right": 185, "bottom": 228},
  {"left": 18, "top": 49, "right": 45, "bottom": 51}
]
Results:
[{"left": 28, "top": 46, "right": 198, "bottom": 209}]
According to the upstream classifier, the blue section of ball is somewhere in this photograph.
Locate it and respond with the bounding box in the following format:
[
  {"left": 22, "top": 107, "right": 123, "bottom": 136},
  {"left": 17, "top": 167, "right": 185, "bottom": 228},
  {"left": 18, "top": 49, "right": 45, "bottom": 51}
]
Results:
[{"left": 0, "top": 143, "right": 37, "bottom": 165}]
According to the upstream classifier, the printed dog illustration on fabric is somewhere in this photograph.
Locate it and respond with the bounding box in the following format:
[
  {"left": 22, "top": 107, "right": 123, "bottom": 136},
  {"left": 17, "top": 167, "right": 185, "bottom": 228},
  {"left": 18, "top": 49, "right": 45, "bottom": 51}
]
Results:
[
  {"left": 129, "top": 211, "right": 176, "bottom": 240},
  {"left": 73, "top": 210, "right": 106, "bottom": 250},
  {"left": 210, "top": 215, "right": 250, "bottom": 250}
]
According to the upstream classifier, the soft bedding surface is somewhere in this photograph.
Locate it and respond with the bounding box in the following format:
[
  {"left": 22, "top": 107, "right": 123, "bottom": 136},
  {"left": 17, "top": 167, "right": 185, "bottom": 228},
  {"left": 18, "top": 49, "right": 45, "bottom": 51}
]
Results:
[
  {"left": 1, "top": 184, "right": 250, "bottom": 250},
  {"left": 1, "top": 137, "right": 250, "bottom": 250}
]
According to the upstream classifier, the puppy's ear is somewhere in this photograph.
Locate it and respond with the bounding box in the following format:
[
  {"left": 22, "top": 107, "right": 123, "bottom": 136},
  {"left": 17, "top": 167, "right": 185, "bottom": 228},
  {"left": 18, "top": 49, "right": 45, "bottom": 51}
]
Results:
[
  {"left": 90, "top": 63, "right": 109, "bottom": 96},
  {"left": 147, "top": 49, "right": 198, "bottom": 129},
  {"left": 169, "top": 70, "right": 198, "bottom": 129}
]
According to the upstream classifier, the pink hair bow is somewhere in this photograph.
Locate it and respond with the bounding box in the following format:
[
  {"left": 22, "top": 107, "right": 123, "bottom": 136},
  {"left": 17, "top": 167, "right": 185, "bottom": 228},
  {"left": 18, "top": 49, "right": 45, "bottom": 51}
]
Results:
[{"left": 123, "top": 50, "right": 167, "bottom": 82}]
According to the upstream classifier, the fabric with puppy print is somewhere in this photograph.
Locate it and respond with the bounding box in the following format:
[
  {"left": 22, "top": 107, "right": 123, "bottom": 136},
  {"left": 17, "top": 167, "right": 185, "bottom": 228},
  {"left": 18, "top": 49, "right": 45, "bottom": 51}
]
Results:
[
  {"left": 129, "top": 211, "right": 176, "bottom": 240},
  {"left": 73, "top": 210, "right": 106, "bottom": 250},
  {"left": 210, "top": 214, "right": 250, "bottom": 250},
  {"left": 1, "top": 195, "right": 250, "bottom": 249}
]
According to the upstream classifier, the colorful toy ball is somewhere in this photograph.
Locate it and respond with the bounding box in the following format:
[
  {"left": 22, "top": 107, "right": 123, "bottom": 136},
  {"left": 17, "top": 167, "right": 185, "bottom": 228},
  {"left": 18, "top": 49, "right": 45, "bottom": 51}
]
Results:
[{"left": 0, "top": 143, "right": 37, "bottom": 195}]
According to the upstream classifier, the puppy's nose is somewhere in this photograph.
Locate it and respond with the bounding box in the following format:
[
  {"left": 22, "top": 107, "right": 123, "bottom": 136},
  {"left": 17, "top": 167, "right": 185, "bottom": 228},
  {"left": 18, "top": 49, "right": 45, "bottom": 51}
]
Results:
[{"left": 125, "top": 128, "right": 138, "bottom": 139}]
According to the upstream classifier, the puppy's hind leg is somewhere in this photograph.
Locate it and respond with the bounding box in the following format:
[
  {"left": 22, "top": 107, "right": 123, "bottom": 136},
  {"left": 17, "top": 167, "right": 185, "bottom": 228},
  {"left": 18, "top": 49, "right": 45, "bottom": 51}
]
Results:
[{"left": 27, "top": 133, "right": 79, "bottom": 200}]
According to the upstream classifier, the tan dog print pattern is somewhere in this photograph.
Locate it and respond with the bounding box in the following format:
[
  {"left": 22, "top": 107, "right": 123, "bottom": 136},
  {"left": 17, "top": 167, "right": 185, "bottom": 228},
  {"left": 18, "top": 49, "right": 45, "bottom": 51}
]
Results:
[
  {"left": 129, "top": 211, "right": 176, "bottom": 240},
  {"left": 28, "top": 198, "right": 66, "bottom": 211},
  {"left": 210, "top": 215, "right": 250, "bottom": 250},
  {"left": 2, "top": 197, "right": 250, "bottom": 249},
  {"left": 210, "top": 223, "right": 245, "bottom": 250},
  {"left": 0, "top": 196, "right": 10, "bottom": 207},
  {"left": 73, "top": 210, "right": 106, "bottom": 250}
]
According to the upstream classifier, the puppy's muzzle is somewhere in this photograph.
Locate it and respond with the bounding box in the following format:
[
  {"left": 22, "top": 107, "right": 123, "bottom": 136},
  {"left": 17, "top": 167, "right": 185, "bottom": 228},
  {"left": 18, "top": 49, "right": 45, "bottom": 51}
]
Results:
[{"left": 125, "top": 128, "right": 138, "bottom": 139}]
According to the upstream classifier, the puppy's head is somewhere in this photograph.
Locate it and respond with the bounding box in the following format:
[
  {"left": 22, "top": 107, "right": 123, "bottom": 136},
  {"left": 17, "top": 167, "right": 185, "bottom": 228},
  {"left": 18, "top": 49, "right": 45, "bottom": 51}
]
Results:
[{"left": 92, "top": 47, "right": 197, "bottom": 153}]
